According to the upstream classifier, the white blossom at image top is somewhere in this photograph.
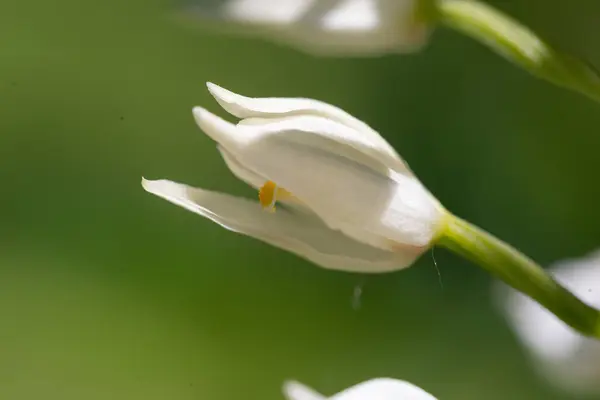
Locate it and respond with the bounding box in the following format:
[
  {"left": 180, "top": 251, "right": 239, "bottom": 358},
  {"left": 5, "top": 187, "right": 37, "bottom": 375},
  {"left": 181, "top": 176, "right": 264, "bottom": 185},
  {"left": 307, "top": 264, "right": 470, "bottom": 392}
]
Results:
[
  {"left": 496, "top": 249, "right": 600, "bottom": 395},
  {"left": 283, "top": 378, "right": 437, "bottom": 400},
  {"left": 142, "top": 82, "right": 445, "bottom": 273},
  {"left": 182, "top": 0, "right": 431, "bottom": 56}
]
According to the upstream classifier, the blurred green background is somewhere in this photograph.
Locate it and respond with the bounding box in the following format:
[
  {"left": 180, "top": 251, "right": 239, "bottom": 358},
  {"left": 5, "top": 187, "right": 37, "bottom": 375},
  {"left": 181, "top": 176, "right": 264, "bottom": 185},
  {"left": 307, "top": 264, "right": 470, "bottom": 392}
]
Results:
[{"left": 2, "top": 0, "right": 600, "bottom": 399}]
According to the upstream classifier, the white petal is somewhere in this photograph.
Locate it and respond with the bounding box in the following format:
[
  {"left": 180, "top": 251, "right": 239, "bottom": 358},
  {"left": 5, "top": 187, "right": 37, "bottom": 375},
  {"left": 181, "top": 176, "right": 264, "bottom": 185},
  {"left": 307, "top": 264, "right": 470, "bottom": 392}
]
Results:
[
  {"left": 237, "top": 114, "right": 408, "bottom": 176},
  {"left": 205, "top": 82, "right": 408, "bottom": 173},
  {"left": 283, "top": 381, "right": 325, "bottom": 400},
  {"left": 235, "top": 133, "right": 443, "bottom": 249},
  {"left": 321, "top": 0, "right": 382, "bottom": 31},
  {"left": 496, "top": 250, "right": 600, "bottom": 394},
  {"left": 182, "top": 0, "right": 430, "bottom": 56},
  {"left": 218, "top": 145, "right": 265, "bottom": 189},
  {"left": 207, "top": 81, "right": 381, "bottom": 135},
  {"left": 218, "top": 146, "right": 316, "bottom": 215},
  {"left": 317, "top": 0, "right": 430, "bottom": 53},
  {"left": 332, "top": 378, "right": 437, "bottom": 400},
  {"left": 223, "top": 0, "right": 318, "bottom": 25},
  {"left": 141, "top": 178, "right": 417, "bottom": 273},
  {"left": 285, "top": 379, "right": 437, "bottom": 400},
  {"left": 192, "top": 106, "right": 249, "bottom": 153}
]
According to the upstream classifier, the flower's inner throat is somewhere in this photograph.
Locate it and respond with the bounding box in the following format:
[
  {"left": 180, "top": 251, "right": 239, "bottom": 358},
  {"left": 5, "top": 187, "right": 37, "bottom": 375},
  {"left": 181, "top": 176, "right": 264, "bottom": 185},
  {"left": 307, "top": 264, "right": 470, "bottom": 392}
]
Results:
[{"left": 259, "top": 181, "right": 294, "bottom": 212}]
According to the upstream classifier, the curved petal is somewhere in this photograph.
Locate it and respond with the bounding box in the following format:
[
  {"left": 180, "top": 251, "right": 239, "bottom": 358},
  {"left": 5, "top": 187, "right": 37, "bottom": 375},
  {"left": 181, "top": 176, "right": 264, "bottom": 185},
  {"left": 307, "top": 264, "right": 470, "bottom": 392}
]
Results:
[
  {"left": 141, "top": 178, "right": 417, "bottom": 273},
  {"left": 218, "top": 146, "right": 315, "bottom": 215},
  {"left": 206, "top": 81, "right": 377, "bottom": 133},
  {"left": 205, "top": 82, "right": 408, "bottom": 173},
  {"left": 331, "top": 378, "right": 437, "bottom": 400},
  {"left": 218, "top": 145, "right": 265, "bottom": 189},
  {"left": 193, "top": 106, "right": 248, "bottom": 153},
  {"left": 240, "top": 114, "right": 407, "bottom": 176},
  {"left": 234, "top": 132, "right": 443, "bottom": 249}
]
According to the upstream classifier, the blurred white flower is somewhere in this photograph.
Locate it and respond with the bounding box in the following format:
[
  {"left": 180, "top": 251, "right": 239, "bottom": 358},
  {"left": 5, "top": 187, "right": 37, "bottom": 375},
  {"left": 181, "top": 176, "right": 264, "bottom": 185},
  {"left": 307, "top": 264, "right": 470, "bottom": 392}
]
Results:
[
  {"left": 283, "top": 378, "right": 437, "bottom": 400},
  {"left": 495, "top": 250, "right": 600, "bottom": 395},
  {"left": 143, "top": 83, "right": 444, "bottom": 273},
  {"left": 181, "top": 0, "right": 432, "bottom": 56}
]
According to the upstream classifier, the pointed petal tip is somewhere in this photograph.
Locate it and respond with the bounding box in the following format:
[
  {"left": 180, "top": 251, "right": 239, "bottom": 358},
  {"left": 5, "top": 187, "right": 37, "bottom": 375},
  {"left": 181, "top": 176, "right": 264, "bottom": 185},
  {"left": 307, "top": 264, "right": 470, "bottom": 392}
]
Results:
[
  {"left": 191, "top": 105, "right": 208, "bottom": 119},
  {"left": 192, "top": 106, "right": 244, "bottom": 151},
  {"left": 205, "top": 81, "right": 220, "bottom": 95},
  {"left": 282, "top": 380, "right": 324, "bottom": 400},
  {"left": 191, "top": 106, "right": 211, "bottom": 130},
  {"left": 205, "top": 82, "right": 251, "bottom": 118},
  {"left": 206, "top": 82, "right": 234, "bottom": 101},
  {"left": 282, "top": 379, "right": 300, "bottom": 392},
  {"left": 206, "top": 81, "right": 226, "bottom": 101},
  {"left": 141, "top": 176, "right": 152, "bottom": 191},
  {"left": 141, "top": 177, "right": 167, "bottom": 195},
  {"left": 192, "top": 106, "right": 222, "bottom": 124}
]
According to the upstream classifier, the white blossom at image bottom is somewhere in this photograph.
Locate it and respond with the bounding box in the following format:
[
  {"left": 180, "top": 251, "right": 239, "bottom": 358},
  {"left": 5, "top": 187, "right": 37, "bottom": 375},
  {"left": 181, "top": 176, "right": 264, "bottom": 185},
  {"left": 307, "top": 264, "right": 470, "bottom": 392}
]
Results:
[
  {"left": 495, "top": 249, "right": 600, "bottom": 395},
  {"left": 283, "top": 378, "right": 437, "bottom": 400}
]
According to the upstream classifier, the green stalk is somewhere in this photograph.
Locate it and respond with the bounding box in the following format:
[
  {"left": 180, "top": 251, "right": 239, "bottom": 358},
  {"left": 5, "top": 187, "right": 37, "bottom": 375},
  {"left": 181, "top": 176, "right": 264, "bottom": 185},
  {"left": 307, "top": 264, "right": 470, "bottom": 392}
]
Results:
[
  {"left": 436, "top": 213, "right": 600, "bottom": 338},
  {"left": 435, "top": 0, "right": 600, "bottom": 104}
]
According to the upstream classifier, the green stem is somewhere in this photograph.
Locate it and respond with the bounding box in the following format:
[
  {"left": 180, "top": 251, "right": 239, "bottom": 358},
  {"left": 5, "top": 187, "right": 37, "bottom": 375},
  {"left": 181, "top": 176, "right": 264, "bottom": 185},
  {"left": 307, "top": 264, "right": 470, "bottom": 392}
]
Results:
[
  {"left": 435, "top": 0, "right": 600, "bottom": 104},
  {"left": 436, "top": 214, "right": 600, "bottom": 338}
]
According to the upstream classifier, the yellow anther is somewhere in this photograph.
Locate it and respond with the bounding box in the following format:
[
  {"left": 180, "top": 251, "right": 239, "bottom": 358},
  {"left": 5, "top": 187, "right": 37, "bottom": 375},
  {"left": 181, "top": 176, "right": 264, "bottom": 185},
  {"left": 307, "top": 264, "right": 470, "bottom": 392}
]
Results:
[
  {"left": 258, "top": 181, "right": 294, "bottom": 212},
  {"left": 259, "top": 180, "right": 278, "bottom": 211}
]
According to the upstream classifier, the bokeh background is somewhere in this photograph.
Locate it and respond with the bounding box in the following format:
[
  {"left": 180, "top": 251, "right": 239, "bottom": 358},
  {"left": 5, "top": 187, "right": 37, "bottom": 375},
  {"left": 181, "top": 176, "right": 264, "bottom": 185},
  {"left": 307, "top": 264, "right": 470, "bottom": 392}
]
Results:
[{"left": 2, "top": 0, "right": 600, "bottom": 399}]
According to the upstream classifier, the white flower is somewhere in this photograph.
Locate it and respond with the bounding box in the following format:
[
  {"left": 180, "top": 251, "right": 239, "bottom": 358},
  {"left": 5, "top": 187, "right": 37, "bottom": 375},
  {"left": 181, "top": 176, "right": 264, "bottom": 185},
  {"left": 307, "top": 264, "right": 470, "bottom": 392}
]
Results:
[
  {"left": 142, "top": 83, "right": 445, "bottom": 273},
  {"left": 495, "top": 250, "right": 600, "bottom": 395},
  {"left": 283, "top": 378, "right": 437, "bottom": 400},
  {"left": 182, "top": 0, "right": 432, "bottom": 56}
]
